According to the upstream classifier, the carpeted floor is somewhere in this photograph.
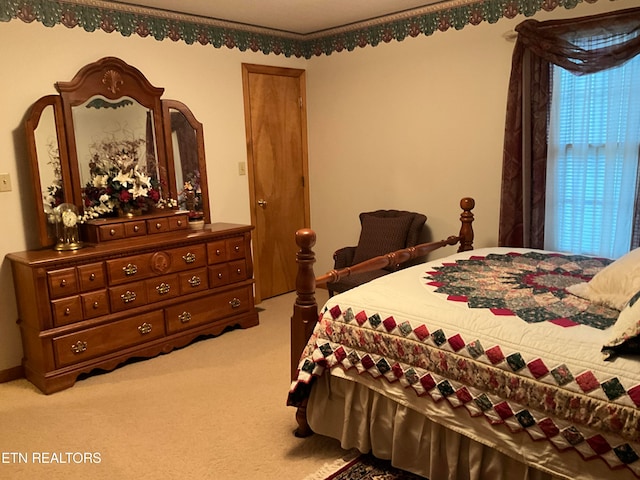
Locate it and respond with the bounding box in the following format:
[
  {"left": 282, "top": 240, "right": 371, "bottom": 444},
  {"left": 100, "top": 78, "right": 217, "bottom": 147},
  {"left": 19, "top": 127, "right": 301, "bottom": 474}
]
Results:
[{"left": 0, "top": 290, "right": 351, "bottom": 480}]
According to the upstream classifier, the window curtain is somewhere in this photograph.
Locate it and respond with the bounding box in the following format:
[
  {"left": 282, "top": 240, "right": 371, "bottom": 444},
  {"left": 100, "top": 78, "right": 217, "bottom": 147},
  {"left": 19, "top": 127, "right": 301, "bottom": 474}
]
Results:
[{"left": 498, "top": 7, "right": 640, "bottom": 248}]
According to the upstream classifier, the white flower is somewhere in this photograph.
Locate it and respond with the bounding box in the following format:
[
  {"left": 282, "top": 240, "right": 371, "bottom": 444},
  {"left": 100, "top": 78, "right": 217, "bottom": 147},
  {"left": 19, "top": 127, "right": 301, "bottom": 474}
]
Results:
[
  {"left": 134, "top": 168, "right": 152, "bottom": 189},
  {"left": 114, "top": 170, "right": 134, "bottom": 186},
  {"left": 129, "top": 183, "right": 149, "bottom": 199},
  {"left": 92, "top": 175, "right": 109, "bottom": 188}
]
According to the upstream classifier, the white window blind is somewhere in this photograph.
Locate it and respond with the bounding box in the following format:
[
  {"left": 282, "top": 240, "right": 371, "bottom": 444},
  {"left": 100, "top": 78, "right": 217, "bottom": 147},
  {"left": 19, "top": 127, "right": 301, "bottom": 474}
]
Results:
[{"left": 544, "top": 35, "right": 640, "bottom": 259}]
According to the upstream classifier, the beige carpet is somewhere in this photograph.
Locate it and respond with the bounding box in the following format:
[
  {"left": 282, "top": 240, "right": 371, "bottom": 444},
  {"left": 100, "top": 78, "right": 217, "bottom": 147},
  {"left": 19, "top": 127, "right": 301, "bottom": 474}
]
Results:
[{"left": 0, "top": 290, "right": 349, "bottom": 479}]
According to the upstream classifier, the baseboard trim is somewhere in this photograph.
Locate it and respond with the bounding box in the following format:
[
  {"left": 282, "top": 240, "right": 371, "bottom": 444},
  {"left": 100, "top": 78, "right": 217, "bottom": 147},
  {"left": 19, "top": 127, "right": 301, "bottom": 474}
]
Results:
[{"left": 0, "top": 365, "right": 24, "bottom": 383}]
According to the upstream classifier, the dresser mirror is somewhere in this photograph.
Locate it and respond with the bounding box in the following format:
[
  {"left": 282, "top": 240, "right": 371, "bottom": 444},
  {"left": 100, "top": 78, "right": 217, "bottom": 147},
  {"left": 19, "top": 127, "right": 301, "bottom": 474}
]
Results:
[
  {"left": 24, "top": 57, "right": 210, "bottom": 248},
  {"left": 163, "top": 99, "right": 210, "bottom": 224},
  {"left": 24, "top": 95, "right": 73, "bottom": 247}
]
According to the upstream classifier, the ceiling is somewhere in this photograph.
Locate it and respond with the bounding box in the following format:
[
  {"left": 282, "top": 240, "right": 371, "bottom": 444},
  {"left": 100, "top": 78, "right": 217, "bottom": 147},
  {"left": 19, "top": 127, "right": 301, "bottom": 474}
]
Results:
[{"left": 107, "top": 0, "right": 452, "bottom": 36}]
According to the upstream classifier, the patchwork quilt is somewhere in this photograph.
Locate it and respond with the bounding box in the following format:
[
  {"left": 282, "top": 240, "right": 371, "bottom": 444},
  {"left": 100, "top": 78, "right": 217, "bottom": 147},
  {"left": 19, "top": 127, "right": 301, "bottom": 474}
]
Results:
[{"left": 288, "top": 248, "right": 640, "bottom": 478}]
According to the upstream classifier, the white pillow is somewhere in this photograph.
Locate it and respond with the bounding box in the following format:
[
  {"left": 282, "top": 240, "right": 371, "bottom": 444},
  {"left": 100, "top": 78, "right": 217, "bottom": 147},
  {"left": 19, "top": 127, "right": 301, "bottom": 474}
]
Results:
[
  {"left": 567, "top": 247, "right": 640, "bottom": 311},
  {"left": 602, "top": 290, "right": 640, "bottom": 360}
]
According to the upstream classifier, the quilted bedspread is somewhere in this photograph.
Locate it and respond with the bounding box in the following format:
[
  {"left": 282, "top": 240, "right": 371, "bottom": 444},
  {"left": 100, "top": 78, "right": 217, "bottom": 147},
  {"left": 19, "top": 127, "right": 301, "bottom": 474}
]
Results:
[{"left": 288, "top": 248, "right": 640, "bottom": 478}]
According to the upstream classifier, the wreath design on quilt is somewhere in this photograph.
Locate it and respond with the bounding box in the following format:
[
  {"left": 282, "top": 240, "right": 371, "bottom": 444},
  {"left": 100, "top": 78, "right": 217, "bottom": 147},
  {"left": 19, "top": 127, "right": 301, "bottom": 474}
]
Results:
[{"left": 424, "top": 251, "right": 619, "bottom": 329}]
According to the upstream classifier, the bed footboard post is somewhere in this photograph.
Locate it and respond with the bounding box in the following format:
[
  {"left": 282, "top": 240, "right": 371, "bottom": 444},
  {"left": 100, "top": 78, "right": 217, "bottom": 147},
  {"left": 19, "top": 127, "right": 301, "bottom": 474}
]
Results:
[
  {"left": 291, "top": 228, "right": 319, "bottom": 381},
  {"left": 458, "top": 197, "right": 475, "bottom": 252}
]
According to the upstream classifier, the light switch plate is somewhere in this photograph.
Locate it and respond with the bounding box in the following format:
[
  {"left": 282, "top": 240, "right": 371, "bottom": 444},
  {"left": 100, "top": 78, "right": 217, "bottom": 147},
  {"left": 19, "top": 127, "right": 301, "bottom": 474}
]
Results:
[
  {"left": 0, "top": 173, "right": 11, "bottom": 192},
  {"left": 238, "top": 162, "right": 247, "bottom": 176}
]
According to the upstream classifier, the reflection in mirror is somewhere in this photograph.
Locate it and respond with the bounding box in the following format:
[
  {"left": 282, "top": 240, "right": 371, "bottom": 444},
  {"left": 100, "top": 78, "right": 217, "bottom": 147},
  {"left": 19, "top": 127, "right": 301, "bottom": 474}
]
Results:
[
  {"left": 71, "top": 95, "right": 165, "bottom": 218},
  {"left": 163, "top": 99, "right": 210, "bottom": 225},
  {"left": 170, "top": 108, "right": 202, "bottom": 215},
  {"left": 25, "top": 95, "right": 71, "bottom": 247},
  {"left": 35, "top": 104, "right": 64, "bottom": 225}
]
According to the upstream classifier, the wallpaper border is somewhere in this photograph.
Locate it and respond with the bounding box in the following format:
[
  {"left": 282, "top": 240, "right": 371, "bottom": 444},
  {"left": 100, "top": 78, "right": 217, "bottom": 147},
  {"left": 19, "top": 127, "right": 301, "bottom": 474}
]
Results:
[{"left": 0, "top": 0, "right": 601, "bottom": 58}]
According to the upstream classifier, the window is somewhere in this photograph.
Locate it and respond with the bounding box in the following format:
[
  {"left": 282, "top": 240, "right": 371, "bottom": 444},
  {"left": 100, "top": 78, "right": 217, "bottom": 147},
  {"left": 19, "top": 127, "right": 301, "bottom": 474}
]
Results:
[{"left": 544, "top": 35, "right": 640, "bottom": 258}]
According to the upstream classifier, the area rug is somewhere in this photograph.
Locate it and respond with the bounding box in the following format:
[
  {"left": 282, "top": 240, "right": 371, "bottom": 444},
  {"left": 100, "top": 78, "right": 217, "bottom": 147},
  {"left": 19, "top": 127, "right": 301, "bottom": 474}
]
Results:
[{"left": 304, "top": 450, "right": 425, "bottom": 480}]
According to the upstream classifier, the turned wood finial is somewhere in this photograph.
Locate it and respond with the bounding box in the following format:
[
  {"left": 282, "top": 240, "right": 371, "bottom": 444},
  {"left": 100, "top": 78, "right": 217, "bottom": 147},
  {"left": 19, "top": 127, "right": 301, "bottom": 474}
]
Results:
[{"left": 458, "top": 197, "right": 475, "bottom": 252}]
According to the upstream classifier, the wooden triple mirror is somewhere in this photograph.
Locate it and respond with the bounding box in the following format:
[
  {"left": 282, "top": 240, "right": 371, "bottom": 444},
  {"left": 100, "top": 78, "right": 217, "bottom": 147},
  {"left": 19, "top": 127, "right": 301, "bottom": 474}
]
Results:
[{"left": 24, "top": 57, "right": 210, "bottom": 248}]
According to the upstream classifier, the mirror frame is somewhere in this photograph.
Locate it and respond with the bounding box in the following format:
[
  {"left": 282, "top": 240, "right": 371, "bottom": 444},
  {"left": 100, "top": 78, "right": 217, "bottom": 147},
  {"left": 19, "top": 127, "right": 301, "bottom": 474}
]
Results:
[
  {"left": 24, "top": 95, "right": 73, "bottom": 247},
  {"left": 162, "top": 99, "right": 211, "bottom": 225},
  {"left": 55, "top": 57, "right": 168, "bottom": 211},
  {"left": 24, "top": 57, "right": 210, "bottom": 247}
]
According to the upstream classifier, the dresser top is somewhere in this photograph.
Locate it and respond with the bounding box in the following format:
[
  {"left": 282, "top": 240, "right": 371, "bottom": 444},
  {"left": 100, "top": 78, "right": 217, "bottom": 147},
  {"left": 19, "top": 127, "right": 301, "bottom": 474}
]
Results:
[{"left": 7, "top": 222, "right": 253, "bottom": 267}]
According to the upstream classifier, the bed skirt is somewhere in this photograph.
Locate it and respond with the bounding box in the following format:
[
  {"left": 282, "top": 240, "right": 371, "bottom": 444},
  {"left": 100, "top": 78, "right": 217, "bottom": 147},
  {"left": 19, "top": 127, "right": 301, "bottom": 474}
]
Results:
[{"left": 307, "top": 374, "right": 563, "bottom": 480}]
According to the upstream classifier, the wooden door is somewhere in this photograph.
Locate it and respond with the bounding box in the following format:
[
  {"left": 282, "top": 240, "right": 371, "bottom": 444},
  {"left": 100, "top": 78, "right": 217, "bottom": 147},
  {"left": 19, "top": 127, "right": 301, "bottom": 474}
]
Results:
[{"left": 242, "top": 64, "right": 310, "bottom": 302}]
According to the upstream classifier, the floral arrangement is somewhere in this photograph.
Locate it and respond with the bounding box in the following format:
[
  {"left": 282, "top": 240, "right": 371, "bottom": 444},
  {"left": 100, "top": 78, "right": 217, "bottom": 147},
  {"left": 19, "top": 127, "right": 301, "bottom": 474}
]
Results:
[
  {"left": 43, "top": 142, "right": 64, "bottom": 218},
  {"left": 81, "top": 136, "right": 176, "bottom": 221},
  {"left": 178, "top": 172, "right": 203, "bottom": 222}
]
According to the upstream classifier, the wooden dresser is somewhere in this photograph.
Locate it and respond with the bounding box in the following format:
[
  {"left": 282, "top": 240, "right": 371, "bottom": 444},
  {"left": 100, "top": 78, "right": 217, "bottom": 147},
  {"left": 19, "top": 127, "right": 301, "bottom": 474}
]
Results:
[{"left": 7, "top": 222, "right": 259, "bottom": 394}]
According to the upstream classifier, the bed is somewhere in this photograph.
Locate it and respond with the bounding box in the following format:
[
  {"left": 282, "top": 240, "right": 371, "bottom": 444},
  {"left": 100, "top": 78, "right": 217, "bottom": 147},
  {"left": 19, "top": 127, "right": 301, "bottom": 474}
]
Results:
[{"left": 287, "top": 198, "right": 640, "bottom": 480}]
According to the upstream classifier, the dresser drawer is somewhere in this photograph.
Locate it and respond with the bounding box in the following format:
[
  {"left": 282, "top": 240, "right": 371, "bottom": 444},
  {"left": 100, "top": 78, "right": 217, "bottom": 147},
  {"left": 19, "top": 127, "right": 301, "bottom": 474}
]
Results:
[
  {"left": 47, "top": 268, "right": 78, "bottom": 299},
  {"left": 178, "top": 268, "right": 208, "bottom": 295},
  {"left": 109, "top": 281, "right": 148, "bottom": 312},
  {"left": 51, "top": 296, "right": 83, "bottom": 327},
  {"left": 98, "top": 223, "right": 125, "bottom": 241},
  {"left": 77, "top": 262, "right": 106, "bottom": 291},
  {"left": 107, "top": 253, "right": 155, "bottom": 285},
  {"left": 165, "top": 286, "right": 251, "bottom": 334},
  {"left": 145, "top": 274, "right": 180, "bottom": 303},
  {"left": 167, "top": 244, "right": 207, "bottom": 272},
  {"left": 147, "top": 217, "right": 169, "bottom": 234},
  {"left": 168, "top": 214, "right": 189, "bottom": 231},
  {"left": 208, "top": 264, "right": 229, "bottom": 288},
  {"left": 81, "top": 290, "right": 110, "bottom": 319},
  {"left": 124, "top": 220, "right": 147, "bottom": 237},
  {"left": 208, "top": 260, "right": 248, "bottom": 288},
  {"left": 207, "top": 236, "right": 245, "bottom": 264},
  {"left": 53, "top": 310, "right": 165, "bottom": 367}
]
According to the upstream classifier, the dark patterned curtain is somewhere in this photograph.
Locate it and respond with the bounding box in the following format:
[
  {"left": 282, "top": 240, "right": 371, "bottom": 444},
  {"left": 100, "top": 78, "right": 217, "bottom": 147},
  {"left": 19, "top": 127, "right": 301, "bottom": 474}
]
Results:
[{"left": 498, "top": 7, "right": 640, "bottom": 248}]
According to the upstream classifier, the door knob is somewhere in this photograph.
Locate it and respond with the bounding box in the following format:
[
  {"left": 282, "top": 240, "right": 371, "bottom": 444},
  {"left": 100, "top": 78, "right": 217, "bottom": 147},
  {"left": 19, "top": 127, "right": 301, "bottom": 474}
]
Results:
[{"left": 257, "top": 199, "right": 268, "bottom": 208}]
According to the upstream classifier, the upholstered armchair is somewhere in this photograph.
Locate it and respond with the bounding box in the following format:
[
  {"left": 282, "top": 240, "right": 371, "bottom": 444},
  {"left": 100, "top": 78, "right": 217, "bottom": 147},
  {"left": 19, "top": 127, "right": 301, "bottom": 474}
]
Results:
[{"left": 326, "top": 210, "right": 427, "bottom": 296}]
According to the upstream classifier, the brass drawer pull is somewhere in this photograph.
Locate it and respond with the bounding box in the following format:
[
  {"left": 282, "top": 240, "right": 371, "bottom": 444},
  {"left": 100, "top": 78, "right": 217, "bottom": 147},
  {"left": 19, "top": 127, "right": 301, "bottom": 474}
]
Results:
[
  {"left": 93, "top": 301, "right": 99, "bottom": 309},
  {"left": 156, "top": 282, "right": 171, "bottom": 295},
  {"left": 229, "top": 298, "right": 241, "bottom": 309},
  {"left": 60, "top": 279, "right": 67, "bottom": 287},
  {"left": 215, "top": 249, "right": 222, "bottom": 256},
  {"left": 179, "top": 311, "right": 192, "bottom": 323},
  {"left": 121, "top": 290, "right": 137, "bottom": 303},
  {"left": 177, "top": 220, "right": 183, "bottom": 227},
  {"left": 110, "top": 229, "right": 116, "bottom": 236},
  {"left": 236, "top": 268, "right": 242, "bottom": 275},
  {"left": 138, "top": 322, "right": 153, "bottom": 335},
  {"left": 71, "top": 340, "right": 87, "bottom": 354},
  {"left": 155, "top": 222, "right": 162, "bottom": 230},
  {"left": 217, "top": 273, "right": 224, "bottom": 279},
  {"left": 188, "top": 276, "right": 201, "bottom": 287},
  {"left": 182, "top": 252, "right": 196, "bottom": 264},
  {"left": 123, "top": 263, "right": 138, "bottom": 276},
  {"left": 134, "top": 225, "right": 140, "bottom": 232},
  {"left": 64, "top": 307, "right": 71, "bottom": 315},
  {"left": 234, "top": 246, "right": 240, "bottom": 252},
  {"left": 89, "top": 273, "right": 96, "bottom": 281}
]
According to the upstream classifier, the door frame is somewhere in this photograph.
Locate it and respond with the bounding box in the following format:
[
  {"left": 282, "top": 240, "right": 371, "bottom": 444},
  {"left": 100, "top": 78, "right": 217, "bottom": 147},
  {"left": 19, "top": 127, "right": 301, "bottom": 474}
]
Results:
[{"left": 241, "top": 63, "right": 311, "bottom": 303}]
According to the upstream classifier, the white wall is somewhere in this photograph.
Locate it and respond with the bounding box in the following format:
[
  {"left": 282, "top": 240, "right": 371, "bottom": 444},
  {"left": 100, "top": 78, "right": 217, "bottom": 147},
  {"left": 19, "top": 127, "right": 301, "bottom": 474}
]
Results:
[
  {"left": 304, "top": 0, "right": 640, "bottom": 273},
  {"left": 0, "top": 0, "right": 635, "bottom": 371}
]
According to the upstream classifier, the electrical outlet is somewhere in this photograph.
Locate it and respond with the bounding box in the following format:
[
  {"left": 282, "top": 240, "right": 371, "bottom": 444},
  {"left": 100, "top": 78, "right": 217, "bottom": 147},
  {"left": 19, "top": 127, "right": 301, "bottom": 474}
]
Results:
[
  {"left": 238, "top": 162, "right": 247, "bottom": 176},
  {"left": 0, "top": 173, "right": 11, "bottom": 192}
]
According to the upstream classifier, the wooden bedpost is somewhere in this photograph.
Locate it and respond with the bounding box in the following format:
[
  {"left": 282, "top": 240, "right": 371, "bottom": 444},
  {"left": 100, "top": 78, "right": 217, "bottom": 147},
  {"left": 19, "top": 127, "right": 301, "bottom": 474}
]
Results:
[
  {"left": 458, "top": 197, "right": 475, "bottom": 252},
  {"left": 291, "top": 228, "right": 319, "bottom": 381}
]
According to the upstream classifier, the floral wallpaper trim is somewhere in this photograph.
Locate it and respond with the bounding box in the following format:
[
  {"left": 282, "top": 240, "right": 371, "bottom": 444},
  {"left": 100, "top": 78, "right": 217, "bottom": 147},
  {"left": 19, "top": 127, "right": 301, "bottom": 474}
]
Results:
[{"left": 0, "top": 0, "right": 601, "bottom": 58}]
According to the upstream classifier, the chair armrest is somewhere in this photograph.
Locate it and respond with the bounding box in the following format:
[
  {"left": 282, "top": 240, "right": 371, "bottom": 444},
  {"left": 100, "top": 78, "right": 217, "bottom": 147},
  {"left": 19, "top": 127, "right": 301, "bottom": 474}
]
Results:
[{"left": 333, "top": 246, "right": 357, "bottom": 268}]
